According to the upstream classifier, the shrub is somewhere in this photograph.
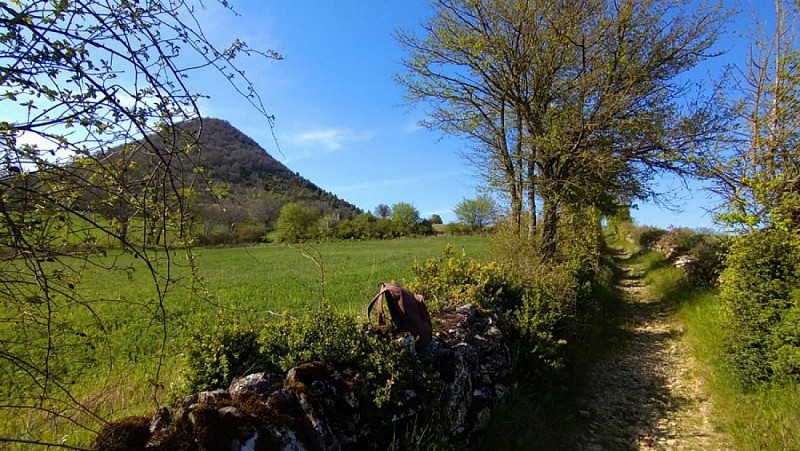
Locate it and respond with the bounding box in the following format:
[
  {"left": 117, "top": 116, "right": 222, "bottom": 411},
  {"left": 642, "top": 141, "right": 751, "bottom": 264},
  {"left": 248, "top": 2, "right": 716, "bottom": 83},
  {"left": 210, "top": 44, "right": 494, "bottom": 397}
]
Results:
[
  {"left": 682, "top": 234, "right": 731, "bottom": 287},
  {"left": 719, "top": 229, "right": 800, "bottom": 387},
  {"left": 409, "top": 244, "right": 568, "bottom": 382},
  {"left": 275, "top": 202, "right": 321, "bottom": 242},
  {"left": 183, "top": 306, "right": 440, "bottom": 408},
  {"left": 408, "top": 245, "right": 522, "bottom": 313},
  {"left": 509, "top": 284, "right": 569, "bottom": 379},
  {"left": 445, "top": 223, "right": 472, "bottom": 236},
  {"left": 414, "top": 219, "right": 435, "bottom": 236},
  {"left": 654, "top": 227, "right": 702, "bottom": 259},
  {"left": 233, "top": 222, "right": 267, "bottom": 243},
  {"left": 638, "top": 226, "right": 667, "bottom": 250},
  {"left": 270, "top": 306, "right": 439, "bottom": 406},
  {"left": 183, "top": 319, "right": 263, "bottom": 392}
]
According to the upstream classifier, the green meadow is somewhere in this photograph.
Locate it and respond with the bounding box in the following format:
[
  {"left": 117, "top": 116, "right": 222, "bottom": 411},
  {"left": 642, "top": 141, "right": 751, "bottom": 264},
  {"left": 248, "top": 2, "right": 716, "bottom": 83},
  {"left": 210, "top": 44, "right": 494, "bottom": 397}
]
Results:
[{"left": 1, "top": 236, "right": 488, "bottom": 444}]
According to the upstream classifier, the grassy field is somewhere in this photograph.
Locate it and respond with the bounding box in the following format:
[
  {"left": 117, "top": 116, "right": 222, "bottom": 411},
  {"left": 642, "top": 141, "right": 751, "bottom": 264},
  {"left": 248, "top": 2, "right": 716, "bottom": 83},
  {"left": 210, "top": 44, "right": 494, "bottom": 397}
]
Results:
[{"left": 1, "top": 235, "right": 489, "bottom": 446}]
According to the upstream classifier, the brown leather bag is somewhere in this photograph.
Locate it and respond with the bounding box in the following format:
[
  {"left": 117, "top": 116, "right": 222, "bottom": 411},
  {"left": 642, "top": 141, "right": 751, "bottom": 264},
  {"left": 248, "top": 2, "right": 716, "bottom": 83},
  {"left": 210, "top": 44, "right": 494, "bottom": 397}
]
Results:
[{"left": 367, "top": 283, "right": 433, "bottom": 349}]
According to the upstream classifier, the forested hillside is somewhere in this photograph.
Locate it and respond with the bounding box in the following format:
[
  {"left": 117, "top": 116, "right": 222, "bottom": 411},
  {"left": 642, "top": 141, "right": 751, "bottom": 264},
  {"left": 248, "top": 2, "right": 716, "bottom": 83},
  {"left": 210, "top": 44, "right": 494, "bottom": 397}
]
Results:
[
  {"left": 4, "top": 0, "right": 800, "bottom": 449},
  {"left": 187, "top": 118, "right": 360, "bottom": 217},
  {"left": 106, "top": 118, "right": 363, "bottom": 244}
]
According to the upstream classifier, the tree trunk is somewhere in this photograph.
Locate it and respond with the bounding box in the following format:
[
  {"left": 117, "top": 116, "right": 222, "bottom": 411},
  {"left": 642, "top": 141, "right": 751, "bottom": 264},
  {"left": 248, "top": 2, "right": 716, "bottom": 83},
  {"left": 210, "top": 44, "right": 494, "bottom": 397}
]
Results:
[
  {"left": 541, "top": 196, "right": 558, "bottom": 257},
  {"left": 510, "top": 181, "right": 522, "bottom": 236},
  {"left": 527, "top": 156, "right": 536, "bottom": 242}
]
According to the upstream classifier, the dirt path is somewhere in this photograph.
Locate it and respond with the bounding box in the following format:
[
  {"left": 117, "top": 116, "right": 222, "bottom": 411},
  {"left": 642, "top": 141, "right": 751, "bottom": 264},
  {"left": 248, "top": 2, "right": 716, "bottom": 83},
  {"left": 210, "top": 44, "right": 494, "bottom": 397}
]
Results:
[{"left": 574, "top": 248, "right": 733, "bottom": 450}]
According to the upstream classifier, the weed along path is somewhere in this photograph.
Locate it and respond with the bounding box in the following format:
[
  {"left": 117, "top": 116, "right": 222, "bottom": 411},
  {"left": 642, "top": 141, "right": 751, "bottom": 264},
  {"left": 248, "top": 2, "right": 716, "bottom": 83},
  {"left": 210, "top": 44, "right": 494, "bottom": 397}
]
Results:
[{"left": 574, "top": 247, "right": 733, "bottom": 450}]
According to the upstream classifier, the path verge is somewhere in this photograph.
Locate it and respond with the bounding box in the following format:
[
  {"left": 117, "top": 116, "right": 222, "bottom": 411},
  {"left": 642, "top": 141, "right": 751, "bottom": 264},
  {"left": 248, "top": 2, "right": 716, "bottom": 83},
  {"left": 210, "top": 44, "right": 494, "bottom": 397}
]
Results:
[{"left": 575, "top": 247, "right": 733, "bottom": 450}]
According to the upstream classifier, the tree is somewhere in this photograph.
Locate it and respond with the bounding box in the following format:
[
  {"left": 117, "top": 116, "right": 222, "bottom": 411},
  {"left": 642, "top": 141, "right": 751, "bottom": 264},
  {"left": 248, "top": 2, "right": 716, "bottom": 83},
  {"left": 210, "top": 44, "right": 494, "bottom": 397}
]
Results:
[
  {"left": 701, "top": 0, "right": 800, "bottom": 232},
  {"left": 430, "top": 214, "right": 443, "bottom": 224},
  {"left": 0, "top": 0, "right": 278, "bottom": 445},
  {"left": 374, "top": 203, "right": 392, "bottom": 218},
  {"left": 391, "top": 202, "right": 421, "bottom": 233},
  {"left": 454, "top": 195, "right": 497, "bottom": 229},
  {"left": 276, "top": 202, "right": 322, "bottom": 243},
  {"left": 398, "top": 0, "right": 726, "bottom": 255}
]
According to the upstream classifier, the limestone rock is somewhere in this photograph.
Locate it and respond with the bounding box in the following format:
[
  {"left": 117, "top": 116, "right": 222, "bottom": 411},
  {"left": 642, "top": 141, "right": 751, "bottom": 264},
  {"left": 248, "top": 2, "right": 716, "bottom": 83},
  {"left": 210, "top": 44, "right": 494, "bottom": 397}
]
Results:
[{"left": 92, "top": 306, "right": 511, "bottom": 450}]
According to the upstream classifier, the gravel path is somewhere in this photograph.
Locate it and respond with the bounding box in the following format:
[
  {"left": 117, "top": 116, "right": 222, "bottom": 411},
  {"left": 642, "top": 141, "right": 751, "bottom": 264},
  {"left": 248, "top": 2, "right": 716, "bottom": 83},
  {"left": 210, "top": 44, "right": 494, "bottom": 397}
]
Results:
[{"left": 574, "top": 249, "right": 734, "bottom": 450}]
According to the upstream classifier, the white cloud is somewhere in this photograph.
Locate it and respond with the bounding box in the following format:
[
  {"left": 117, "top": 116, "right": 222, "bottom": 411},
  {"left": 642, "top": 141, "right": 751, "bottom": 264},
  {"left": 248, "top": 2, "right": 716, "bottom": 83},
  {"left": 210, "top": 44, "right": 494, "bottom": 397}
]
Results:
[
  {"left": 289, "top": 127, "right": 375, "bottom": 151},
  {"left": 15, "top": 131, "right": 55, "bottom": 151},
  {"left": 10, "top": 131, "right": 74, "bottom": 169},
  {"left": 404, "top": 119, "right": 424, "bottom": 134}
]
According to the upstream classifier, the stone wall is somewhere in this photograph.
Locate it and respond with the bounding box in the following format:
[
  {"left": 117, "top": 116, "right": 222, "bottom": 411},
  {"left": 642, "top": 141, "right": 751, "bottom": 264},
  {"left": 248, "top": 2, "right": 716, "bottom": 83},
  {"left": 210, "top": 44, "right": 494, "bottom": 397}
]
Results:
[{"left": 93, "top": 305, "right": 511, "bottom": 450}]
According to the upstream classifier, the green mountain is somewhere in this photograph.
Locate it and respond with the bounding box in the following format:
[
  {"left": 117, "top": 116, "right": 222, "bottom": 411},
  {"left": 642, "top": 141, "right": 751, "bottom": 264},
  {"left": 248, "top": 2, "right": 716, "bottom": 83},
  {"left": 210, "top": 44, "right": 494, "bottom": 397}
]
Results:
[{"left": 186, "top": 117, "right": 361, "bottom": 218}]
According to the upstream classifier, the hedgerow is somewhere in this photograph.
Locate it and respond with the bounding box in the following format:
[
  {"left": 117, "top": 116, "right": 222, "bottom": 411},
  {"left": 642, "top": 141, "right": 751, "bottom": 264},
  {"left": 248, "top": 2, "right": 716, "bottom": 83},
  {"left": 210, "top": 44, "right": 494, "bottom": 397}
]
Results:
[
  {"left": 182, "top": 306, "right": 440, "bottom": 409},
  {"left": 719, "top": 229, "right": 800, "bottom": 387}
]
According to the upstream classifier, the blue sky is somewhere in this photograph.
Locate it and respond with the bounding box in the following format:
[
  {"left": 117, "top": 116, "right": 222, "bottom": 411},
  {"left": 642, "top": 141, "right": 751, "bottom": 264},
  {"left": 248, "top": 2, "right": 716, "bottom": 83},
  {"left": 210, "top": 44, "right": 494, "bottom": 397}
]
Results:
[{"left": 191, "top": 0, "right": 772, "bottom": 228}]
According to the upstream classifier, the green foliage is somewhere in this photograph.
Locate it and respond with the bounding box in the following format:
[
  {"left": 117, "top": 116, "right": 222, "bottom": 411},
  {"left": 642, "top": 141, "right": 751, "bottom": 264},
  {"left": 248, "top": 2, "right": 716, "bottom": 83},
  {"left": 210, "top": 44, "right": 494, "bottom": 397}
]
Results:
[
  {"left": 334, "top": 211, "right": 435, "bottom": 240},
  {"left": 638, "top": 226, "right": 731, "bottom": 287},
  {"left": 408, "top": 244, "right": 522, "bottom": 313},
  {"left": 453, "top": 195, "right": 497, "bottom": 229},
  {"left": 184, "top": 306, "right": 441, "bottom": 409},
  {"left": 409, "top": 242, "right": 571, "bottom": 381},
  {"left": 682, "top": 234, "right": 731, "bottom": 287},
  {"left": 391, "top": 202, "right": 421, "bottom": 234},
  {"left": 679, "top": 288, "right": 800, "bottom": 449},
  {"left": 653, "top": 227, "right": 704, "bottom": 254},
  {"left": 445, "top": 222, "right": 474, "bottom": 236},
  {"left": 414, "top": 218, "right": 435, "bottom": 236},
  {"left": 638, "top": 226, "right": 668, "bottom": 249},
  {"left": 509, "top": 285, "right": 569, "bottom": 378},
  {"left": 719, "top": 229, "right": 800, "bottom": 386},
  {"left": 275, "top": 202, "right": 322, "bottom": 242},
  {"left": 398, "top": 0, "right": 724, "bottom": 248},
  {"left": 699, "top": 4, "right": 800, "bottom": 234},
  {"left": 0, "top": 236, "right": 489, "bottom": 442},
  {"left": 184, "top": 319, "right": 263, "bottom": 392}
]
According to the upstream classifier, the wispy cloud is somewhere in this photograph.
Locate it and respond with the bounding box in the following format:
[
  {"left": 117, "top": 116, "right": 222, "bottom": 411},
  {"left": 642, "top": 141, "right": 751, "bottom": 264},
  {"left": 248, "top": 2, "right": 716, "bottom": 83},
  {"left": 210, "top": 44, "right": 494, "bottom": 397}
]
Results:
[
  {"left": 289, "top": 127, "right": 375, "bottom": 151},
  {"left": 404, "top": 119, "right": 424, "bottom": 134}
]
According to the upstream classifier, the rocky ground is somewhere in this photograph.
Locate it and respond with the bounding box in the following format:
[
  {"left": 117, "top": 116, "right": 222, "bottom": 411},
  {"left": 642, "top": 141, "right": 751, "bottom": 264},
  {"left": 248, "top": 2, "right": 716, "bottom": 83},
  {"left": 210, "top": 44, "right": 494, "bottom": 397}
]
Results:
[{"left": 574, "top": 248, "right": 734, "bottom": 450}]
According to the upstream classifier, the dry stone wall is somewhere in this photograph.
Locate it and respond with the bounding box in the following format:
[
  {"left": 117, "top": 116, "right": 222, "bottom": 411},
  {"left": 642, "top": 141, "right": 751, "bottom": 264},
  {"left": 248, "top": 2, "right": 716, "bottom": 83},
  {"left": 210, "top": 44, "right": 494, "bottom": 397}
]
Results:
[{"left": 93, "top": 305, "right": 511, "bottom": 450}]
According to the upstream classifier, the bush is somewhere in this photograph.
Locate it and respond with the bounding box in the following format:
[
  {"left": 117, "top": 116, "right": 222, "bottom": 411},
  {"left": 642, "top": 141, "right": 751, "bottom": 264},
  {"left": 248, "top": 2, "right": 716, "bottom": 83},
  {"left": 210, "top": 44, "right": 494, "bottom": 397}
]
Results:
[
  {"left": 653, "top": 227, "right": 702, "bottom": 259},
  {"left": 638, "top": 226, "right": 667, "bottom": 249},
  {"left": 233, "top": 222, "right": 267, "bottom": 243},
  {"left": 682, "top": 234, "right": 731, "bottom": 287},
  {"left": 409, "top": 244, "right": 568, "bottom": 381},
  {"left": 183, "top": 306, "right": 440, "bottom": 408},
  {"left": 408, "top": 245, "right": 522, "bottom": 313},
  {"left": 275, "top": 202, "right": 321, "bottom": 242},
  {"left": 509, "top": 283, "right": 569, "bottom": 379},
  {"left": 445, "top": 223, "right": 473, "bottom": 236},
  {"left": 719, "top": 229, "right": 800, "bottom": 387},
  {"left": 183, "top": 319, "right": 263, "bottom": 392}
]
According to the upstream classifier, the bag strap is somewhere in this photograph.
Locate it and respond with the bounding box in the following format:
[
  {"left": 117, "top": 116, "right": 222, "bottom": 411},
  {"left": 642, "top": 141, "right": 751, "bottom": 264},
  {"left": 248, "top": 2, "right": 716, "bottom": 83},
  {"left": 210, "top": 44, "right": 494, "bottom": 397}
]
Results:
[{"left": 367, "top": 283, "right": 388, "bottom": 328}]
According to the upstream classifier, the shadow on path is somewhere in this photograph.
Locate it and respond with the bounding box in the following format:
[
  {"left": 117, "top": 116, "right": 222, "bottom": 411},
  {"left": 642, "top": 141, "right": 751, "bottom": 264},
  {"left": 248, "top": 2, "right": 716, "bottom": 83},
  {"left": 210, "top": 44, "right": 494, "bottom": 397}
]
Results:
[{"left": 571, "top": 247, "right": 730, "bottom": 450}]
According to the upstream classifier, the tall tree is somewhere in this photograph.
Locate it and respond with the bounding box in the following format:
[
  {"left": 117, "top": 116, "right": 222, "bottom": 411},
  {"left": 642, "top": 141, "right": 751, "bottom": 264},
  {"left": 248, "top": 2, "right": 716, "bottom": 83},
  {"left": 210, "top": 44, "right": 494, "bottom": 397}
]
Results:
[
  {"left": 374, "top": 203, "right": 392, "bottom": 218},
  {"left": 0, "top": 0, "right": 278, "bottom": 445},
  {"left": 701, "top": 0, "right": 800, "bottom": 232},
  {"left": 398, "top": 0, "right": 726, "bottom": 255},
  {"left": 454, "top": 195, "right": 497, "bottom": 229},
  {"left": 391, "top": 201, "right": 421, "bottom": 233},
  {"left": 276, "top": 202, "right": 321, "bottom": 242}
]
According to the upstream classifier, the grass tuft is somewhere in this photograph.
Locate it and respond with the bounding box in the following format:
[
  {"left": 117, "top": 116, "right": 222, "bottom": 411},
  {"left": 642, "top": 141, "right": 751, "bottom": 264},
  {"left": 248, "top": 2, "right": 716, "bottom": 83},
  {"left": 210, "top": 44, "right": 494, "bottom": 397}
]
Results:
[{"left": 679, "top": 288, "right": 800, "bottom": 449}]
